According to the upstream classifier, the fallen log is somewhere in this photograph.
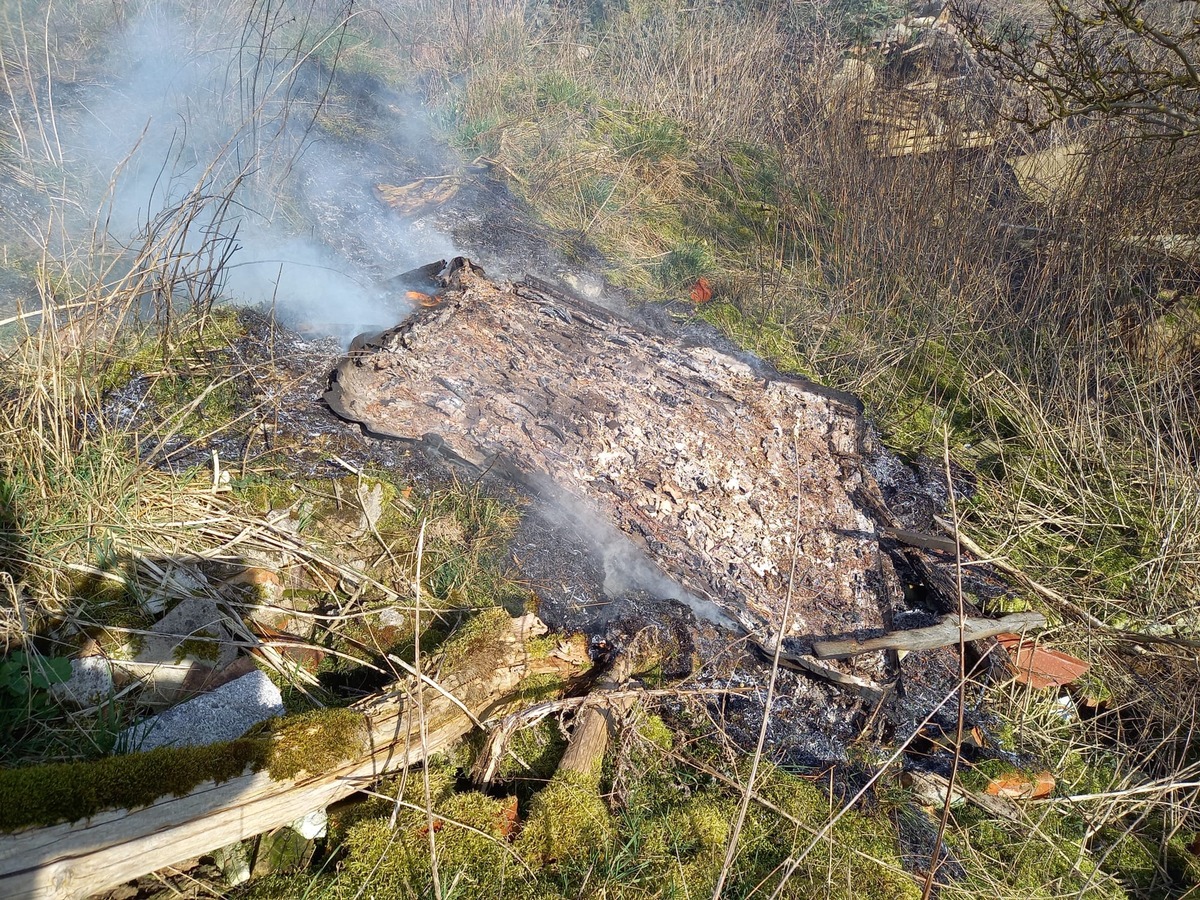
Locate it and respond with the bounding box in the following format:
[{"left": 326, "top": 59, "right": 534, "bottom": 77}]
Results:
[
  {"left": 0, "top": 613, "right": 588, "bottom": 900},
  {"left": 812, "top": 612, "right": 1047, "bottom": 660}
]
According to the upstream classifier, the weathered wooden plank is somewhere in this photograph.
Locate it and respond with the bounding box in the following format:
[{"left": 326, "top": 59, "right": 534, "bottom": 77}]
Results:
[
  {"left": 812, "top": 612, "right": 1048, "bottom": 659},
  {"left": 0, "top": 614, "right": 586, "bottom": 900}
]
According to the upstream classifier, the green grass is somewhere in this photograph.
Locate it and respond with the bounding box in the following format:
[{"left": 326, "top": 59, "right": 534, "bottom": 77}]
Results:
[{"left": 97, "top": 305, "right": 250, "bottom": 438}]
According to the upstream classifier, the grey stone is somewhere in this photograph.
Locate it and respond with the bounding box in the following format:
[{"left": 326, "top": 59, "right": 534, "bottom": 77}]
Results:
[
  {"left": 378, "top": 606, "right": 407, "bottom": 627},
  {"left": 291, "top": 809, "right": 328, "bottom": 840},
  {"left": 252, "top": 826, "right": 314, "bottom": 877},
  {"left": 119, "top": 669, "right": 284, "bottom": 752},
  {"left": 212, "top": 840, "right": 252, "bottom": 886},
  {"left": 50, "top": 656, "right": 114, "bottom": 707},
  {"left": 114, "top": 596, "right": 240, "bottom": 705},
  {"left": 142, "top": 565, "right": 210, "bottom": 616}
]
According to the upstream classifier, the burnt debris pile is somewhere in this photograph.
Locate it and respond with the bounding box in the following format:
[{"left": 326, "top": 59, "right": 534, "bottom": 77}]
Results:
[{"left": 326, "top": 258, "right": 1024, "bottom": 760}]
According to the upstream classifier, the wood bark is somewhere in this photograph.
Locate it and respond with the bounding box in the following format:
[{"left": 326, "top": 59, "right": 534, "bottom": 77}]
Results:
[{"left": 0, "top": 614, "right": 587, "bottom": 900}]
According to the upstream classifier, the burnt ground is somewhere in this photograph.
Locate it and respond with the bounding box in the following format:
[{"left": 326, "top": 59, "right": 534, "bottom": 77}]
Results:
[
  {"left": 100, "top": 66, "right": 1020, "bottom": 781},
  {"left": 157, "top": 306, "right": 1010, "bottom": 884}
]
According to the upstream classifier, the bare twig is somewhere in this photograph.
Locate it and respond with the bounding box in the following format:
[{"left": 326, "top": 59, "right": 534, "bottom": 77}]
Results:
[{"left": 920, "top": 428, "right": 969, "bottom": 900}]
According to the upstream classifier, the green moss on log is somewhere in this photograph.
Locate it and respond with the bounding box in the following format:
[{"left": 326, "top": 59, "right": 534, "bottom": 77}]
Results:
[
  {"left": 438, "top": 607, "right": 517, "bottom": 678},
  {"left": 0, "top": 738, "right": 270, "bottom": 832},
  {"left": 0, "top": 707, "right": 369, "bottom": 832},
  {"left": 266, "top": 707, "right": 368, "bottom": 781}
]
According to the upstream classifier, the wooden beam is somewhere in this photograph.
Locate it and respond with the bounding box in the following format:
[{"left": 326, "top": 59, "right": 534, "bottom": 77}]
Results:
[{"left": 0, "top": 614, "right": 587, "bottom": 900}]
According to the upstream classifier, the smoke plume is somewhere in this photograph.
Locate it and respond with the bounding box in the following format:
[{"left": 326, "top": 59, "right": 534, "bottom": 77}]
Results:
[{"left": 62, "top": 2, "right": 452, "bottom": 342}]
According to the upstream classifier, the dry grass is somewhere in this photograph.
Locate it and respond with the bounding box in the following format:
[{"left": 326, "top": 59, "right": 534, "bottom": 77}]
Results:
[{"left": 0, "top": 0, "right": 422, "bottom": 750}]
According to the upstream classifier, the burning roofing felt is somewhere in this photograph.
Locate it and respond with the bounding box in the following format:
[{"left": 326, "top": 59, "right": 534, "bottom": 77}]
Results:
[{"left": 326, "top": 258, "right": 912, "bottom": 699}]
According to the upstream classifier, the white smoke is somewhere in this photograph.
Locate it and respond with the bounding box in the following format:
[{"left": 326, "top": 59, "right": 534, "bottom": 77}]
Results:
[
  {"left": 61, "top": 2, "right": 453, "bottom": 342},
  {"left": 532, "top": 486, "right": 740, "bottom": 630}
]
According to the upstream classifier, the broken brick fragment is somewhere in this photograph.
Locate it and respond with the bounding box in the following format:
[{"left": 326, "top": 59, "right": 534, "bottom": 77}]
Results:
[
  {"left": 995, "top": 634, "right": 1090, "bottom": 689},
  {"left": 984, "top": 770, "right": 1056, "bottom": 800}
]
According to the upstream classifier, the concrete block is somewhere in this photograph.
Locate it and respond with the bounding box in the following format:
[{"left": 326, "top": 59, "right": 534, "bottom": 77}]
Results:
[
  {"left": 114, "top": 596, "right": 240, "bottom": 705},
  {"left": 50, "top": 655, "right": 114, "bottom": 707},
  {"left": 120, "top": 669, "right": 284, "bottom": 752}
]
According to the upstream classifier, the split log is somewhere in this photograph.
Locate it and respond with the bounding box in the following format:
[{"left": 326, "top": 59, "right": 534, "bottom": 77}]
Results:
[
  {"left": 812, "top": 612, "right": 1047, "bottom": 660},
  {"left": 0, "top": 614, "right": 588, "bottom": 900},
  {"left": 556, "top": 666, "right": 636, "bottom": 779},
  {"left": 471, "top": 697, "right": 587, "bottom": 788},
  {"left": 877, "top": 526, "right": 958, "bottom": 554}
]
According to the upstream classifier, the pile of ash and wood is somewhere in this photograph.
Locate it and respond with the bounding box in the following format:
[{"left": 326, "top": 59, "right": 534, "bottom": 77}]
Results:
[{"left": 326, "top": 257, "right": 1038, "bottom": 763}]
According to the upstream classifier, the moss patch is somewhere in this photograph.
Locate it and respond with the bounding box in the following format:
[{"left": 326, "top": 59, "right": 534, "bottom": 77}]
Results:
[
  {"left": 337, "top": 806, "right": 515, "bottom": 897},
  {"left": 98, "top": 306, "right": 249, "bottom": 438},
  {"left": 173, "top": 631, "right": 222, "bottom": 664},
  {"left": 500, "top": 717, "right": 568, "bottom": 784},
  {"left": 329, "top": 756, "right": 530, "bottom": 898},
  {"left": 721, "top": 765, "right": 922, "bottom": 899},
  {"left": 265, "top": 708, "right": 368, "bottom": 781},
  {"left": 949, "top": 805, "right": 1125, "bottom": 898},
  {"left": 517, "top": 768, "right": 614, "bottom": 865},
  {"left": 0, "top": 738, "right": 269, "bottom": 832}
]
